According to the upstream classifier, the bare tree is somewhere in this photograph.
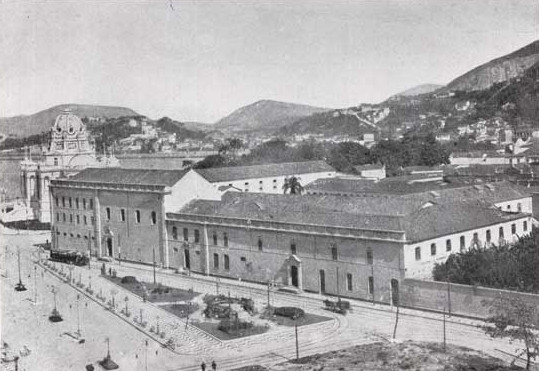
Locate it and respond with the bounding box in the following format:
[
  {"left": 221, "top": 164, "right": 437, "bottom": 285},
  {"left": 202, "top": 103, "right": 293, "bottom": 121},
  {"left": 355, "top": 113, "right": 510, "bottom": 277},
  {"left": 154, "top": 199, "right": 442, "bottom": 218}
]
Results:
[{"left": 482, "top": 296, "right": 539, "bottom": 370}]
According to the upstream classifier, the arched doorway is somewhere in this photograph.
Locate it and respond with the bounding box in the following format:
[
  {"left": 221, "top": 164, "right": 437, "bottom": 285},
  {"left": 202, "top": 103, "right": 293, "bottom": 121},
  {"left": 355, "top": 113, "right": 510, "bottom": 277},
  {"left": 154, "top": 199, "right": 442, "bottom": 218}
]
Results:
[
  {"left": 106, "top": 238, "right": 113, "bottom": 257},
  {"left": 319, "top": 270, "right": 326, "bottom": 294},
  {"left": 391, "top": 279, "right": 399, "bottom": 306},
  {"left": 291, "top": 265, "right": 299, "bottom": 287}
]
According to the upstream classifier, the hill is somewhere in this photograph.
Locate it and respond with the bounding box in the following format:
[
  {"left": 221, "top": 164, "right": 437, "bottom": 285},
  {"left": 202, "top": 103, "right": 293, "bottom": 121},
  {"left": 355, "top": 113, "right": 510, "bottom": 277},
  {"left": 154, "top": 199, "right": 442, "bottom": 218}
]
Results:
[
  {"left": 182, "top": 121, "right": 214, "bottom": 132},
  {"left": 214, "top": 100, "right": 330, "bottom": 133},
  {"left": 443, "top": 39, "right": 539, "bottom": 92},
  {"left": 393, "top": 84, "right": 443, "bottom": 97},
  {"left": 0, "top": 104, "right": 139, "bottom": 137}
]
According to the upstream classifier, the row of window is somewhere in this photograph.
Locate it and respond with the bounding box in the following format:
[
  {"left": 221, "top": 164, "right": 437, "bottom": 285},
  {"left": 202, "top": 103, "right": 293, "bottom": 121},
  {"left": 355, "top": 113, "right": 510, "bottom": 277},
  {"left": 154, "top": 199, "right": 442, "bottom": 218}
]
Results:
[
  {"left": 104, "top": 207, "right": 157, "bottom": 225},
  {"left": 56, "top": 212, "right": 95, "bottom": 226},
  {"left": 56, "top": 229, "right": 95, "bottom": 240},
  {"left": 345, "top": 273, "right": 375, "bottom": 293},
  {"left": 212, "top": 253, "right": 230, "bottom": 270},
  {"left": 414, "top": 222, "right": 527, "bottom": 261},
  {"left": 174, "top": 228, "right": 375, "bottom": 262},
  {"left": 55, "top": 196, "right": 94, "bottom": 210}
]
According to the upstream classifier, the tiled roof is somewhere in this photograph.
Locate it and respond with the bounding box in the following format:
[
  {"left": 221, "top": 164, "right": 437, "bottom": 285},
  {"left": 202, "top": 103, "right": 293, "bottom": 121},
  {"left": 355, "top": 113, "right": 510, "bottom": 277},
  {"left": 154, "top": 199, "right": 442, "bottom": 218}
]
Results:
[
  {"left": 66, "top": 167, "right": 189, "bottom": 187},
  {"left": 175, "top": 191, "right": 529, "bottom": 243},
  {"left": 404, "top": 203, "right": 527, "bottom": 243},
  {"left": 306, "top": 177, "right": 530, "bottom": 203},
  {"left": 195, "top": 161, "right": 335, "bottom": 183},
  {"left": 177, "top": 192, "right": 417, "bottom": 231}
]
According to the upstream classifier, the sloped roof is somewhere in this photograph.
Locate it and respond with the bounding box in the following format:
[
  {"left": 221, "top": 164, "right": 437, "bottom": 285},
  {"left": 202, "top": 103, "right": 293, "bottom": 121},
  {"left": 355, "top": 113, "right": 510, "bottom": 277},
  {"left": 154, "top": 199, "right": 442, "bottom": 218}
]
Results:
[
  {"left": 195, "top": 161, "right": 335, "bottom": 183},
  {"left": 354, "top": 164, "right": 384, "bottom": 171},
  {"left": 404, "top": 203, "right": 527, "bottom": 243},
  {"left": 67, "top": 167, "right": 189, "bottom": 187}
]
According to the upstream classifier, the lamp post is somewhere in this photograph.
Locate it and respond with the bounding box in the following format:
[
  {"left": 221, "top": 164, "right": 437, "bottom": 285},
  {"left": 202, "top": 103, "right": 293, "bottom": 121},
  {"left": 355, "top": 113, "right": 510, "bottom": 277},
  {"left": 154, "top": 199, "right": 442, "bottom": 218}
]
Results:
[
  {"left": 75, "top": 294, "right": 81, "bottom": 338},
  {"left": 15, "top": 247, "right": 27, "bottom": 292},
  {"left": 293, "top": 309, "right": 300, "bottom": 361},
  {"left": 33, "top": 265, "right": 37, "bottom": 304}
]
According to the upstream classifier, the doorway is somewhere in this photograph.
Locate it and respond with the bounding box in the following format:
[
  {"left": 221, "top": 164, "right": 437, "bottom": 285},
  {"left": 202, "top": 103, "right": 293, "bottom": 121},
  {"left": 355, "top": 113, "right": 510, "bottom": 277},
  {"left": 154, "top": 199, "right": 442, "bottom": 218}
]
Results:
[
  {"left": 106, "top": 238, "right": 113, "bottom": 257},
  {"left": 391, "top": 279, "right": 399, "bottom": 306},
  {"left": 184, "top": 249, "right": 190, "bottom": 270},
  {"left": 319, "top": 269, "right": 326, "bottom": 294},
  {"left": 291, "top": 265, "right": 299, "bottom": 287}
]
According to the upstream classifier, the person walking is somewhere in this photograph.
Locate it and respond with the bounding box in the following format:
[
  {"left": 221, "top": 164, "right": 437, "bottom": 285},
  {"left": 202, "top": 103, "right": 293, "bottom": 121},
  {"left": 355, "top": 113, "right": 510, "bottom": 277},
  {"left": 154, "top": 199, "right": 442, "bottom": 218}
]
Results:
[
  {"left": 211, "top": 360, "right": 217, "bottom": 370},
  {"left": 200, "top": 361, "right": 206, "bottom": 371}
]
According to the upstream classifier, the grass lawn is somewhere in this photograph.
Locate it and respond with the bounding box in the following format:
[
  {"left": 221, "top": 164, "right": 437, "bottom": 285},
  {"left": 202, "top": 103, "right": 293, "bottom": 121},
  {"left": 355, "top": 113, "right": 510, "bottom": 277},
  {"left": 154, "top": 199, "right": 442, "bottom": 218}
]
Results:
[
  {"left": 160, "top": 303, "right": 200, "bottom": 318},
  {"left": 262, "top": 311, "right": 332, "bottom": 328},
  {"left": 192, "top": 321, "right": 269, "bottom": 341},
  {"left": 103, "top": 275, "right": 200, "bottom": 303}
]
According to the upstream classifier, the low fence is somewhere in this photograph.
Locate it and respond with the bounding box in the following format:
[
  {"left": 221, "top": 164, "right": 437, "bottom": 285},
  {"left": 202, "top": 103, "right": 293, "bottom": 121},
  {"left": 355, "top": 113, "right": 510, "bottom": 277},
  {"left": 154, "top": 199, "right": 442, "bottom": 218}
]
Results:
[{"left": 400, "top": 278, "right": 539, "bottom": 319}]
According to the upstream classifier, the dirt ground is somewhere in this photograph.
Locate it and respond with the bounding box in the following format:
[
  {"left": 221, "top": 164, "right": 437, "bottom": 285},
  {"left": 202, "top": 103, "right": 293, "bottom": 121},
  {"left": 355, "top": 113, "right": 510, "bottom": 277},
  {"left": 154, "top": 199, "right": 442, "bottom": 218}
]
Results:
[{"left": 233, "top": 341, "right": 523, "bottom": 371}]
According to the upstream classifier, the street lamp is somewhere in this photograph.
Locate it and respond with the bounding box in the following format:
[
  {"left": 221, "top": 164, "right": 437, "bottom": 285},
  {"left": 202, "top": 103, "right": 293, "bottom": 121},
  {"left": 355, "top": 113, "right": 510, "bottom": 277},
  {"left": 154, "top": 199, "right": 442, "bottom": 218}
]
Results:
[
  {"left": 75, "top": 294, "right": 82, "bottom": 338},
  {"left": 49, "top": 285, "right": 63, "bottom": 322},
  {"left": 15, "top": 247, "right": 27, "bottom": 292},
  {"left": 293, "top": 309, "right": 300, "bottom": 361}
]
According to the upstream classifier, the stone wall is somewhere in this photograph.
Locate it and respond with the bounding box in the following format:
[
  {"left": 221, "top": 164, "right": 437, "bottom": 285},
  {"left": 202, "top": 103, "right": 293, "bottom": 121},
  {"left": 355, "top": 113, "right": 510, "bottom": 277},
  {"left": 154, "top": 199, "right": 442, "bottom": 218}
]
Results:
[{"left": 400, "top": 278, "right": 539, "bottom": 319}]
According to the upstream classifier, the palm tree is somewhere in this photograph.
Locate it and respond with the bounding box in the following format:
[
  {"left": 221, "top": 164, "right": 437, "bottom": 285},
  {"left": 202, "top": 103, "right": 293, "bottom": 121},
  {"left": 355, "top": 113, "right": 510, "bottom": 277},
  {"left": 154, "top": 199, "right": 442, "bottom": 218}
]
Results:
[{"left": 283, "top": 176, "right": 304, "bottom": 195}]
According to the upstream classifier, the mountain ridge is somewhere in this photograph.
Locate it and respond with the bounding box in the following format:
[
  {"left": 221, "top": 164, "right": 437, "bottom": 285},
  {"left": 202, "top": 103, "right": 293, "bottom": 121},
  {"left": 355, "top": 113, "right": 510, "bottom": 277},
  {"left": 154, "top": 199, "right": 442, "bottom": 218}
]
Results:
[{"left": 0, "top": 104, "right": 139, "bottom": 137}]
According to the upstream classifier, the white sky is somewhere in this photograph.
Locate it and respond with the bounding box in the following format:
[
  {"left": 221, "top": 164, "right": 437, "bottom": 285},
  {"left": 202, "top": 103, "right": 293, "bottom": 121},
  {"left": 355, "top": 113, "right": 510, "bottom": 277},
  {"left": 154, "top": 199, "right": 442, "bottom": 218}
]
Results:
[{"left": 0, "top": 0, "right": 537, "bottom": 123}]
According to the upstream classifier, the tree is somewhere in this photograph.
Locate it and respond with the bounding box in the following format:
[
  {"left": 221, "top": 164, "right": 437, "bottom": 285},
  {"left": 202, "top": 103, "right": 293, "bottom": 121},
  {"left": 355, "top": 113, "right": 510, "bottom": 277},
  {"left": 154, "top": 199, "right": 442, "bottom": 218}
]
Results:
[
  {"left": 283, "top": 177, "right": 304, "bottom": 195},
  {"left": 482, "top": 295, "right": 539, "bottom": 370}
]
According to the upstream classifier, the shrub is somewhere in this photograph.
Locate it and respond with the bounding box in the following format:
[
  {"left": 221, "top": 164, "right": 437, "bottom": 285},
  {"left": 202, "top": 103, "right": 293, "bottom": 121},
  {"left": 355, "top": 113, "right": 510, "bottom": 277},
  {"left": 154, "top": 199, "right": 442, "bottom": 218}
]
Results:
[
  {"left": 121, "top": 276, "right": 138, "bottom": 284},
  {"left": 218, "top": 319, "right": 254, "bottom": 334},
  {"left": 274, "top": 307, "right": 304, "bottom": 319}
]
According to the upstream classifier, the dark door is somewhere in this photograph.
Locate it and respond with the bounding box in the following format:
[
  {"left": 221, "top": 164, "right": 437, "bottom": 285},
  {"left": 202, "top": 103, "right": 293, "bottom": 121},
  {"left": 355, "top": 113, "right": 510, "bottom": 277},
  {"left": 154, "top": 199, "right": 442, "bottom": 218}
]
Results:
[
  {"left": 106, "top": 238, "right": 113, "bottom": 257},
  {"left": 291, "top": 265, "right": 298, "bottom": 287},
  {"left": 319, "top": 269, "right": 326, "bottom": 294},
  {"left": 184, "top": 249, "right": 190, "bottom": 269},
  {"left": 391, "top": 279, "right": 399, "bottom": 306}
]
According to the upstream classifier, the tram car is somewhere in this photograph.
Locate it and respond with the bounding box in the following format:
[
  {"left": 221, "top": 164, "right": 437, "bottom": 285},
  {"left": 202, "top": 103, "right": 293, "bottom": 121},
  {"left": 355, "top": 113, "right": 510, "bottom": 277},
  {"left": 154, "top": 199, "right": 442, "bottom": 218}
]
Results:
[{"left": 49, "top": 249, "right": 89, "bottom": 266}]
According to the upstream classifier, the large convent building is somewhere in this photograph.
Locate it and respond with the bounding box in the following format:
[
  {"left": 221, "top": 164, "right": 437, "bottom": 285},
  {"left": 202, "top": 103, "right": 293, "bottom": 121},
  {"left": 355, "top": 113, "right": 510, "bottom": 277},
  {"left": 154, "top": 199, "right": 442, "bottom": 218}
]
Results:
[{"left": 49, "top": 163, "right": 533, "bottom": 304}]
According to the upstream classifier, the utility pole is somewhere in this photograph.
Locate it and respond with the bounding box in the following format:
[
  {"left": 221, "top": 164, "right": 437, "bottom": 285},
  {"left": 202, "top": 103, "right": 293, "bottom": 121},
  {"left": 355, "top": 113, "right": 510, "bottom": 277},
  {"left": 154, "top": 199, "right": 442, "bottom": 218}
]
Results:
[
  {"left": 443, "top": 306, "right": 447, "bottom": 352},
  {"left": 145, "top": 340, "right": 148, "bottom": 371},
  {"left": 295, "top": 314, "right": 299, "bottom": 360},
  {"left": 267, "top": 281, "right": 271, "bottom": 308},
  {"left": 76, "top": 294, "right": 81, "bottom": 338},
  {"left": 336, "top": 266, "right": 340, "bottom": 303}
]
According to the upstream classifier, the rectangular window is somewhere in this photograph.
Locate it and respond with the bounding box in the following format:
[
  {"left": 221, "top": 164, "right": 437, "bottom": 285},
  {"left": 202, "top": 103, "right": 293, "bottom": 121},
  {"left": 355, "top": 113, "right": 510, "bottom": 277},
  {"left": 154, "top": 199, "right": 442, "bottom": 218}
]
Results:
[
  {"left": 84, "top": 215, "right": 87, "bottom": 225},
  {"left": 367, "top": 250, "right": 373, "bottom": 265},
  {"left": 151, "top": 211, "right": 157, "bottom": 225},
  {"left": 430, "top": 243, "right": 436, "bottom": 256},
  {"left": 258, "top": 237, "right": 263, "bottom": 251},
  {"left": 460, "top": 236, "right": 465, "bottom": 251},
  {"left": 368, "top": 276, "right": 374, "bottom": 295},
  {"left": 511, "top": 223, "right": 516, "bottom": 234},
  {"left": 83, "top": 198, "right": 86, "bottom": 210},
  {"left": 517, "top": 202, "right": 522, "bottom": 212},
  {"left": 213, "top": 253, "right": 219, "bottom": 269},
  {"left": 415, "top": 246, "right": 421, "bottom": 260},
  {"left": 331, "top": 246, "right": 338, "bottom": 261},
  {"left": 56, "top": 213, "right": 60, "bottom": 222},
  {"left": 55, "top": 197, "right": 59, "bottom": 207},
  {"left": 473, "top": 232, "right": 478, "bottom": 242},
  {"left": 446, "top": 239, "right": 451, "bottom": 252},
  {"left": 486, "top": 230, "right": 491, "bottom": 243},
  {"left": 76, "top": 215, "right": 80, "bottom": 224},
  {"left": 183, "top": 228, "right": 189, "bottom": 241},
  {"left": 194, "top": 229, "right": 200, "bottom": 243},
  {"left": 63, "top": 213, "right": 66, "bottom": 222},
  {"left": 223, "top": 232, "right": 228, "bottom": 247},
  {"left": 291, "top": 242, "right": 297, "bottom": 255},
  {"left": 75, "top": 198, "right": 79, "bottom": 209},
  {"left": 69, "top": 214, "right": 73, "bottom": 223},
  {"left": 120, "top": 209, "right": 126, "bottom": 222},
  {"left": 524, "top": 221, "right": 528, "bottom": 232},
  {"left": 69, "top": 197, "right": 72, "bottom": 208},
  {"left": 89, "top": 199, "right": 94, "bottom": 210},
  {"left": 172, "top": 226, "right": 178, "bottom": 240},
  {"left": 224, "top": 254, "right": 230, "bottom": 270},
  {"left": 106, "top": 207, "right": 111, "bottom": 221},
  {"left": 135, "top": 210, "right": 141, "bottom": 223},
  {"left": 62, "top": 197, "right": 65, "bottom": 207},
  {"left": 499, "top": 227, "right": 504, "bottom": 239},
  {"left": 213, "top": 232, "right": 218, "bottom": 246},
  {"left": 346, "top": 273, "right": 353, "bottom": 291},
  {"left": 240, "top": 256, "right": 246, "bottom": 262}
]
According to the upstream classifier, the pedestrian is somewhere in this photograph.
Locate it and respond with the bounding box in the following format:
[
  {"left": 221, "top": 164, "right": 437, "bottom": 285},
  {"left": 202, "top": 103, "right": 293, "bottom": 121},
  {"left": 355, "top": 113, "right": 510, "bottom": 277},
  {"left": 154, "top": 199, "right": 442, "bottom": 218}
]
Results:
[
  {"left": 211, "top": 360, "right": 217, "bottom": 370},
  {"left": 108, "top": 267, "right": 112, "bottom": 276},
  {"left": 201, "top": 361, "right": 206, "bottom": 371}
]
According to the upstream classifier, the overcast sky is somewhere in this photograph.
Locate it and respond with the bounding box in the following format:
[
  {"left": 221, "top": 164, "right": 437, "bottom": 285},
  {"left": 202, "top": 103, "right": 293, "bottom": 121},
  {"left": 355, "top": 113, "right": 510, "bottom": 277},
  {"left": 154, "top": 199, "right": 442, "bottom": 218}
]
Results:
[{"left": 1, "top": 0, "right": 537, "bottom": 123}]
